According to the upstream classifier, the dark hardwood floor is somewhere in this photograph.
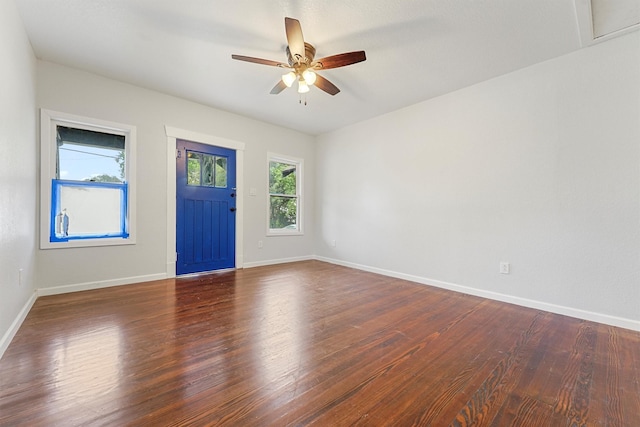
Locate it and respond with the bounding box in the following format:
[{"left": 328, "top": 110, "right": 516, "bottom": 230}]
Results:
[{"left": 1, "top": 260, "right": 638, "bottom": 426}]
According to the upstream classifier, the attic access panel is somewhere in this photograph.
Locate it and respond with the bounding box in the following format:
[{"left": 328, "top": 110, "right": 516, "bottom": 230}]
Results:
[{"left": 591, "top": 0, "right": 640, "bottom": 39}]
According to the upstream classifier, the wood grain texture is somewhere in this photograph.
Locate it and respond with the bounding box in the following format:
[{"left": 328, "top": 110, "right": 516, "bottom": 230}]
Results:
[{"left": 1, "top": 260, "right": 639, "bottom": 426}]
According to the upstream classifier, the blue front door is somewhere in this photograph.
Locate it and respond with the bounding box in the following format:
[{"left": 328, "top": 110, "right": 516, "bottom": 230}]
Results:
[{"left": 176, "top": 140, "right": 236, "bottom": 275}]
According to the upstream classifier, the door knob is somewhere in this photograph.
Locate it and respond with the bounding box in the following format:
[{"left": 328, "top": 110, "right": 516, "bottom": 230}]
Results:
[{"left": 230, "top": 207, "right": 236, "bottom": 212}]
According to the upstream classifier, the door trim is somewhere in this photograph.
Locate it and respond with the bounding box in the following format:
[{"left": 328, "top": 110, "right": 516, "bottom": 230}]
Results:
[{"left": 165, "top": 126, "right": 245, "bottom": 278}]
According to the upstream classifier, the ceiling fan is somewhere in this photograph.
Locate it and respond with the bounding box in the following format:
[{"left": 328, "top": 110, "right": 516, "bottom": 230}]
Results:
[{"left": 232, "top": 17, "right": 366, "bottom": 96}]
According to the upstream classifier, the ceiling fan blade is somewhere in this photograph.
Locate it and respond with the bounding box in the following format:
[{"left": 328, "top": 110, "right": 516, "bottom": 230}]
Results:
[
  {"left": 313, "top": 51, "right": 367, "bottom": 70},
  {"left": 232, "top": 54, "right": 289, "bottom": 68},
  {"left": 285, "top": 17, "right": 305, "bottom": 63},
  {"left": 270, "top": 80, "right": 288, "bottom": 95},
  {"left": 314, "top": 74, "right": 340, "bottom": 96}
]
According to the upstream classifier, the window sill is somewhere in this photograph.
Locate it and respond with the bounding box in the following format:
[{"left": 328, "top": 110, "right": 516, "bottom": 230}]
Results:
[
  {"left": 267, "top": 230, "right": 304, "bottom": 237},
  {"left": 40, "top": 237, "right": 136, "bottom": 250}
]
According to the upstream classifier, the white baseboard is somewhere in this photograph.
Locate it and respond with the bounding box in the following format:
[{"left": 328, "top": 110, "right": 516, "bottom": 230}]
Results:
[
  {"left": 37, "top": 272, "right": 169, "bottom": 297},
  {"left": 243, "top": 255, "right": 314, "bottom": 269},
  {"left": 315, "top": 256, "right": 640, "bottom": 332},
  {"left": 0, "top": 291, "right": 37, "bottom": 359}
]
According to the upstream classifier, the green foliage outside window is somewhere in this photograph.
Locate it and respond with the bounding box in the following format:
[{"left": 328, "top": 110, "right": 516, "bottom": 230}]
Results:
[
  {"left": 116, "top": 151, "right": 125, "bottom": 180},
  {"left": 86, "top": 174, "right": 122, "bottom": 183},
  {"left": 187, "top": 152, "right": 227, "bottom": 187},
  {"left": 269, "top": 161, "right": 298, "bottom": 229},
  {"left": 87, "top": 152, "right": 124, "bottom": 183},
  {"left": 188, "top": 154, "right": 201, "bottom": 185}
]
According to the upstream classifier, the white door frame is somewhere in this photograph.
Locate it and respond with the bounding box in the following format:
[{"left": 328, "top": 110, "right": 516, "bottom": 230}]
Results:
[{"left": 165, "top": 126, "right": 245, "bottom": 278}]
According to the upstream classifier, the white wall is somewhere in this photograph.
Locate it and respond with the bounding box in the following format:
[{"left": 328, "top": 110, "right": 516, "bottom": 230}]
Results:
[
  {"left": 36, "top": 61, "right": 315, "bottom": 291},
  {"left": 316, "top": 32, "right": 640, "bottom": 328},
  {"left": 0, "top": 0, "right": 37, "bottom": 353}
]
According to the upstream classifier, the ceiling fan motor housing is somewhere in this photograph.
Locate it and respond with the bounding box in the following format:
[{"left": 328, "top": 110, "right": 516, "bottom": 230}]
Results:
[{"left": 287, "top": 42, "right": 316, "bottom": 66}]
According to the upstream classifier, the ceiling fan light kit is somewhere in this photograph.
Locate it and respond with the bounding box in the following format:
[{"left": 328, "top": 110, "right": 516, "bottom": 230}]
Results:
[
  {"left": 232, "top": 17, "right": 366, "bottom": 99},
  {"left": 301, "top": 69, "right": 316, "bottom": 85},
  {"left": 281, "top": 65, "right": 315, "bottom": 93},
  {"left": 297, "top": 79, "right": 310, "bottom": 94},
  {"left": 281, "top": 71, "right": 297, "bottom": 87}
]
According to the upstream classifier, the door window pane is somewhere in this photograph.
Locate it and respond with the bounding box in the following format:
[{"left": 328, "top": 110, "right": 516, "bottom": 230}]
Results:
[
  {"left": 202, "top": 154, "right": 215, "bottom": 186},
  {"left": 188, "top": 152, "right": 201, "bottom": 185},
  {"left": 215, "top": 157, "right": 227, "bottom": 188},
  {"left": 187, "top": 152, "right": 228, "bottom": 188}
]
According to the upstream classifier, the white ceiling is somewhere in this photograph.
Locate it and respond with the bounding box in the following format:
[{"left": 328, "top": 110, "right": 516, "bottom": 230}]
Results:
[{"left": 13, "top": 0, "right": 635, "bottom": 135}]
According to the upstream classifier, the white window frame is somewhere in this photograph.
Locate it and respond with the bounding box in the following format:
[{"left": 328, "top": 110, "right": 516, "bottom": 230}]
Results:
[
  {"left": 267, "top": 153, "right": 303, "bottom": 236},
  {"left": 39, "top": 109, "right": 137, "bottom": 249}
]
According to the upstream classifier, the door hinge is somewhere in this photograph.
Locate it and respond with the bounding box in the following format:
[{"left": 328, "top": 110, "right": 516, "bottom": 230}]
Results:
[
  {"left": 176, "top": 149, "right": 181, "bottom": 159},
  {"left": 175, "top": 252, "right": 179, "bottom": 261}
]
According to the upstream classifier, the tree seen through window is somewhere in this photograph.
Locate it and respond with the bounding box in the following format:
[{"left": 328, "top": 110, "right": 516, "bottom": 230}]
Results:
[{"left": 269, "top": 160, "right": 298, "bottom": 230}]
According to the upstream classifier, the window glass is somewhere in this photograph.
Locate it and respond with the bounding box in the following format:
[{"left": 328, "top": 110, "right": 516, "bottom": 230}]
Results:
[
  {"left": 187, "top": 152, "right": 201, "bottom": 185},
  {"left": 270, "top": 162, "right": 297, "bottom": 196},
  {"left": 56, "top": 126, "right": 125, "bottom": 183},
  {"left": 269, "top": 195, "right": 297, "bottom": 229},
  {"left": 268, "top": 157, "right": 301, "bottom": 233},
  {"left": 51, "top": 125, "right": 129, "bottom": 242},
  {"left": 187, "top": 151, "right": 228, "bottom": 188},
  {"left": 215, "top": 157, "right": 227, "bottom": 188},
  {"left": 52, "top": 182, "right": 127, "bottom": 241},
  {"left": 202, "top": 154, "right": 214, "bottom": 186}
]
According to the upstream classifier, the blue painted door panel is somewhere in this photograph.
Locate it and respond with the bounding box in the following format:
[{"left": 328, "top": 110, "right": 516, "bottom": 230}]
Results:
[{"left": 176, "top": 140, "right": 236, "bottom": 275}]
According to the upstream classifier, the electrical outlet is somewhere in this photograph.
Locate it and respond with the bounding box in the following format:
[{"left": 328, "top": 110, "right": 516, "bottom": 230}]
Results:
[
  {"left": 258, "top": 240, "right": 263, "bottom": 249},
  {"left": 331, "top": 239, "right": 336, "bottom": 247},
  {"left": 499, "top": 262, "right": 510, "bottom": 274}
]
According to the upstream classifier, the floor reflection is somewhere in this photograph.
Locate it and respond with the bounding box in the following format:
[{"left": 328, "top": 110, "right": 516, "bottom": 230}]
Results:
[
  {"left": 51, "top": 323, "right": 122, "bottom": 402},
  {"left": 253, "top": 274, "right": 307, "bottom": 386}
]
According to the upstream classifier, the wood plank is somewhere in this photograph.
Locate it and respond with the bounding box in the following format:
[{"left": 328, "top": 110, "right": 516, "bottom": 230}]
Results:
[{"left": 0, "top": 260, "right": 638, "bottom": 426}]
